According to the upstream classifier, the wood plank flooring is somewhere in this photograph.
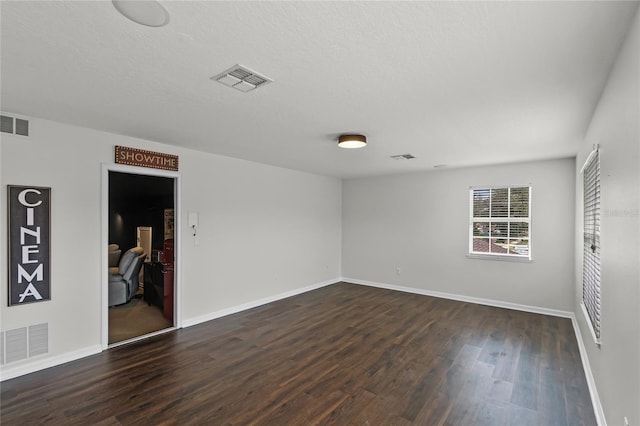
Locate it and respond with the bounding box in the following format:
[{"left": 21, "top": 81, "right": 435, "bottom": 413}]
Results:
[{"left": 1, "top": 282, "right": 596, "bottom": 425}]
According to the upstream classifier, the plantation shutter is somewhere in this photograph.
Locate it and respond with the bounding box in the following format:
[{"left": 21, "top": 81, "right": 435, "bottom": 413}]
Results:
[{"left": 582, "top": 149, "right": 601, "bottom": 341}]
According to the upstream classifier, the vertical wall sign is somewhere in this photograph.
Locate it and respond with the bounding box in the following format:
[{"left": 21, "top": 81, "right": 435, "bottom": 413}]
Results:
[{"left": 7, "top": 185, "right": 51, "bottom": 306}]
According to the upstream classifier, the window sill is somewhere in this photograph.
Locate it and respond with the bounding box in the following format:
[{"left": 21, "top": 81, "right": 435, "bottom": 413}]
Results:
[{"left": 467, "top": 253, "right": 532, "bottom": 263}]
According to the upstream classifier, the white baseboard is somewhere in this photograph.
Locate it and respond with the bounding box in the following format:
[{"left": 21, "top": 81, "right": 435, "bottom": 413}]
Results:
[
  {"left": 181, "top": 278, "right": 340, "bottom": 328},
  {"left": 0, "top": 344, "right": 102, "bottom": 382},
  {"left": 570, "top": 314, "right": 606, "bottom": 426},
  {"left": 342, "top": 277, "right": 573, "bottom": 318}
]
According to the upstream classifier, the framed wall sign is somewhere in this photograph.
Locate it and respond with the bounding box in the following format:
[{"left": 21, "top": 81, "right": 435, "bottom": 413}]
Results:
[
  {"left": 7, "top": 185, "right": 51, "bottom": 306},
  {"left": 115, "top": 146, "right": 179, "bottom": 171}
]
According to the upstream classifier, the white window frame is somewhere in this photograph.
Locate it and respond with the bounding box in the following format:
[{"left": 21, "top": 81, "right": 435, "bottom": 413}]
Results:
[
  {"left": 580, "top": 147, "right": 601, "bottom": 345},
  {"left": 468, "top": 185, "right": 532, "bottom": 262}
]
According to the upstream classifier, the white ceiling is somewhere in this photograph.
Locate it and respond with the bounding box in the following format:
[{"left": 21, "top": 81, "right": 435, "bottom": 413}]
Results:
[{"left": 1, "top": 1, "right": 637, "bottom": 178}]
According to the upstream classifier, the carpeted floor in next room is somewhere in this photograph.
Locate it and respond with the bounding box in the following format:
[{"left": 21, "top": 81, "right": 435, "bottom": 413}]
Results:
[{"left": 108, "top": 296, "right": 173, "bottom": 344}]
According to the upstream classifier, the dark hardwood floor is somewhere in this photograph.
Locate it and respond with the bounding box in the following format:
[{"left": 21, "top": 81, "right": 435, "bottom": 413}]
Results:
[{"left": 1, "top": 282, "right": 596, "bottom": 425}]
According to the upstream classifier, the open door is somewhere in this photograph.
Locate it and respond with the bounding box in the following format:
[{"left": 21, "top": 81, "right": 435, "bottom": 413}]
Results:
[
  {"left": 136, "top": 226, "right": 152, "bottom": 263},
  {"left": 102, "top": 165, "right": 179, "bottom": 348}
]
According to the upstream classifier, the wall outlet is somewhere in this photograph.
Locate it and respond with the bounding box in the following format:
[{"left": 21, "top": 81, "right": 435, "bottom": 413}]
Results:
[{"left": 396, "top": 267, "right": 401, "bottom": 275}]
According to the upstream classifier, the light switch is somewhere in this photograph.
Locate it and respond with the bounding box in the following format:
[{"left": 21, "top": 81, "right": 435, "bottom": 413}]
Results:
[{"left": 188, "top": 212, "right": 199, "bottom": 227}]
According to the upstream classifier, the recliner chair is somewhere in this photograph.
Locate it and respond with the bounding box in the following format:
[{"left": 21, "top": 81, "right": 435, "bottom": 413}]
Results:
[
  {"left": 108, "top": 246, "right": 146, "bottom": 306},
  {"left": 108, "top": 244, "right": 121, "bottom": 267}
]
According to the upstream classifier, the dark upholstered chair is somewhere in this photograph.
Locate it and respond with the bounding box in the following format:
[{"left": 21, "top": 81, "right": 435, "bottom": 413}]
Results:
[{"left": 108, "top": 246, "right": 145, "bottom": 306}]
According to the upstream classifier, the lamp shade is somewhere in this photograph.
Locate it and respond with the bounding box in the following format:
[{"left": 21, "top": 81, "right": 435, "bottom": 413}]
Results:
[{"left": 338, "top": 134, "right": 367, "bottom": 149}]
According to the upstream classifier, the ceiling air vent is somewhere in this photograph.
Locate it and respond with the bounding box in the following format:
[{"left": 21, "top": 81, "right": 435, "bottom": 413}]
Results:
[
  {"left": 211, "top": 64, "right": 273, "bottom": 93},
  {"left": 390, "top": 154, "right": 416, "bottom": 160}
]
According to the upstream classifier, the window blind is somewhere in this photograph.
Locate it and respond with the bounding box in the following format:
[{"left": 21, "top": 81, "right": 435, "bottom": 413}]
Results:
[
  {"left": 582, "top": 149, "right": 601, "bottom": 341},
  {"left": 469, "top": 186, "right": 531, "bottom": 259}
]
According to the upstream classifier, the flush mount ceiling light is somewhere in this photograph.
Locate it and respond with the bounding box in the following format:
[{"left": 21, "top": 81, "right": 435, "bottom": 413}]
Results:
[
  {"left": 112, "top": 0, "right": 170, "bottom": 27},
  {"left": 338, "top": 134, "right": 367, "bottom": 149}
]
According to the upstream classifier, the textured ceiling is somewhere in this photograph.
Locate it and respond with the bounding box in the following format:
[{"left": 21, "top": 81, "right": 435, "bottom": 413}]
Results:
[{"left": 1, "top": 1, "right": 637, "bottom": 178}]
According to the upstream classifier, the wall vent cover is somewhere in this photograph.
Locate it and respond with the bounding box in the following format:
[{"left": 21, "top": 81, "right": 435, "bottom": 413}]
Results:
[
  {"left": 390, "top": 154, "right": 416, "bottom": 160},
  {"left": 28, "top": 323, "right": 49, "bottom": 357},
  {"left": 1, "top": 323, "right": 49, "bottom": 365},
  {"left": 0, "top": 331, "right": 4, "bottom": 365},
  {"left": 0, "top": 113, "right": 29, "bottom": 136},
  {"left": 5, "top": 327, "right": 28, "bottom": 364},
  {"left": 211, "top": 64, "right": 273, "bottom": 93}
]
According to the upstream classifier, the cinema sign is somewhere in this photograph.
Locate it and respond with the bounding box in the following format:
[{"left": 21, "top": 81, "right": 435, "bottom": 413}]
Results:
[{"left": 7, "top": 185, "right": 51, "bottom": 306}]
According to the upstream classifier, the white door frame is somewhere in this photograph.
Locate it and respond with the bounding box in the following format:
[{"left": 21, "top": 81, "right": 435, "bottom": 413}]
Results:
[{"left": 100, "top": 163, "right": 182, "bottom": 349}]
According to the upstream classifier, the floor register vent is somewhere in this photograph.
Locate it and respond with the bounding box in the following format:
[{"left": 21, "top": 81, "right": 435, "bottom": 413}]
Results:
[
  {"left": 0, "top": 323, "right": 48, "bottom": 365},
  {"left": 1, "top": 113, "right": 29, "bottom": 136}
]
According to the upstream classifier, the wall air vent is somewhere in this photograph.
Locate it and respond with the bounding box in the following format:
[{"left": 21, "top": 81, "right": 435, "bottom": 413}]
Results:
[
  {"left": 1, "top": 323, "right": 49, "bottom": 365},
  {"left": 4, "top": 327, "right": 27, "bottom": 364},
  {"left": 390, "top": 154, "right": 416, "bottom": 160},
  {"left": 211, "top": 64, "right": 273, "bottom": 93},
  {"left": 0, "top": 331, "right": 4, "bottom": 365},
  {"left": 0, "top": 113, "right": 29, "bottom": 136}
]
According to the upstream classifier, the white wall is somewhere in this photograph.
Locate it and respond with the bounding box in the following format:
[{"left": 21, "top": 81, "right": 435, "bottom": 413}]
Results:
[
  {"left": 179, "top": 146, "right": 342, "bottom": 321},
  {"left": 575, "top": 7, "right": 640, "bottom": 425},
  {"left": 0, "top": 118, "right": 342, "bottom": 377},
  {"left": 343, "top": 158, "right": 576, "bottom": 312}
]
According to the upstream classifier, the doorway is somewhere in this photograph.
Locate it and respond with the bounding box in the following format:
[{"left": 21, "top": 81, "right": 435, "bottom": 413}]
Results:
[{"left": 102, "top": 165, "right": 179, "bottom": 347}]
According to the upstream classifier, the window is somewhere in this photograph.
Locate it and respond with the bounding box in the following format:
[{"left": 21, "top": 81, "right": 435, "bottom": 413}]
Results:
[
  {"left": 581, "top": 148, "right": 601, "bottom": 343},
  {"left": 469, "top": 186, "right": 531, "bottom": 260}
]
